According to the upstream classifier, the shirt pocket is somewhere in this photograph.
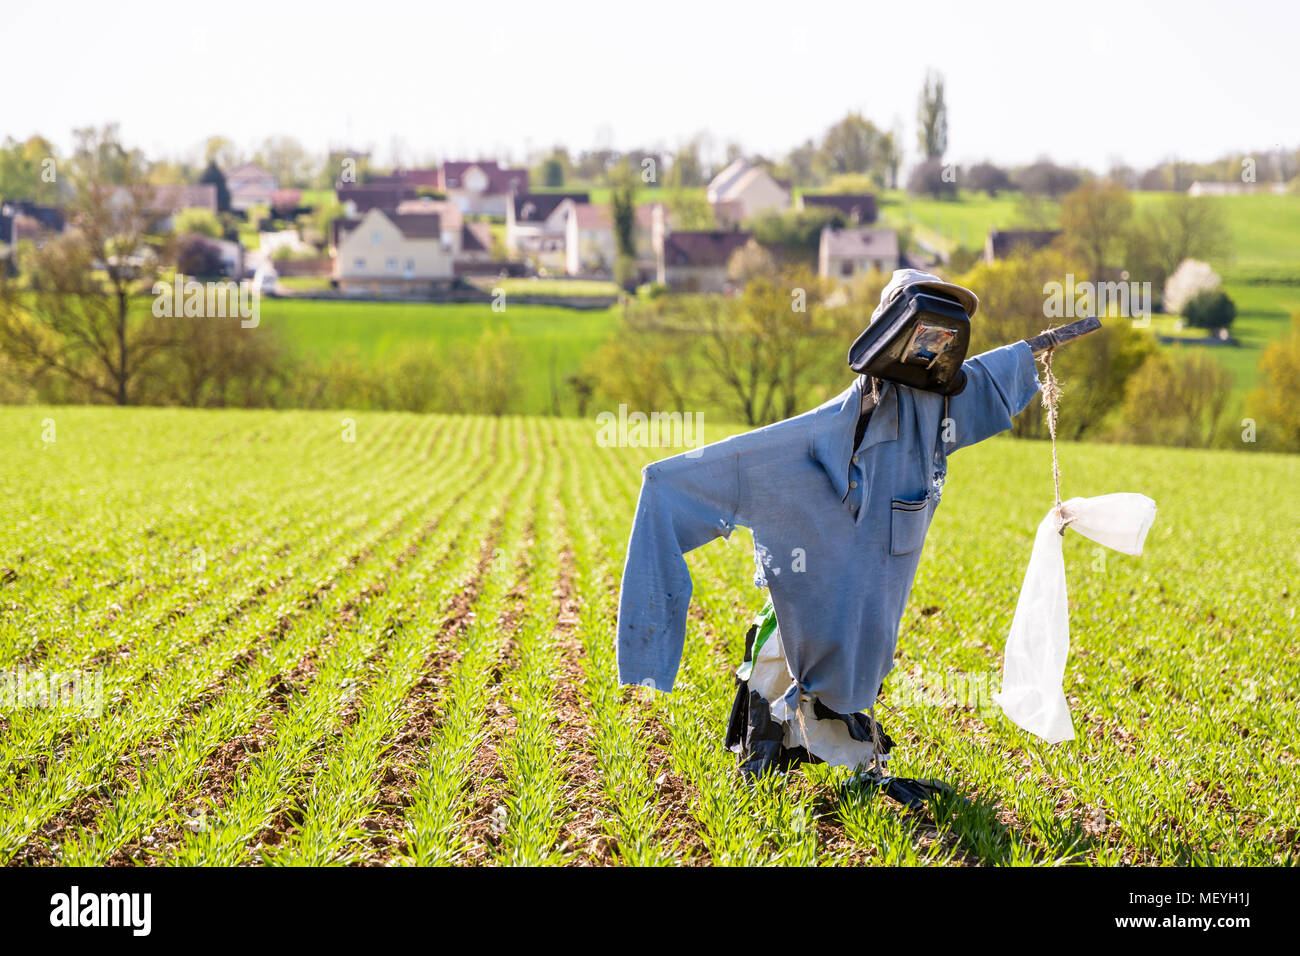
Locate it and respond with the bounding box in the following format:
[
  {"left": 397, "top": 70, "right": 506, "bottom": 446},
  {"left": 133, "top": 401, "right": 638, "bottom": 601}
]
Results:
[{"left": 890, "top": 496, "right": 930, "bottom": 556}]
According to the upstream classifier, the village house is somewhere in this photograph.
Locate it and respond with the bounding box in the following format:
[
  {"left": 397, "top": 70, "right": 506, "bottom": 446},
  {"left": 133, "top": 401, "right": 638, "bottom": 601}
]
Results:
[
  {"left": 394, "top": 196, "right": 495, "bottom": 270},
  {"left": 983, "top": 228, "right": 1062, "bottom": 263},
  {"left": 798, "top": 192, "right": 878, "bottom": 224},
  {"left": 438, "top": 161, "right": 529, "bottom": 217},
  {"left": 225, "top": 163, "right": 278, "bottom": 212},
  {"left": 332, "top": 207, "right": 454, "bottom": 294},
  {"left": 0, "top": 199, "right": 64, "bottom": 248},
  {"left": 818, "top": 226, "right": 899, "bottom": 280},
  {"left": 565, "top": 203, "right": 615, "bottom": 276},
  {"left": 658, "top": 229, "right": 752, "bottom": 292},
  {"left": 706, "top": 159, "right": 790, "bottom": 227},
  {"left": 506, "top": 192, "right": 589, "bottom": 272}
]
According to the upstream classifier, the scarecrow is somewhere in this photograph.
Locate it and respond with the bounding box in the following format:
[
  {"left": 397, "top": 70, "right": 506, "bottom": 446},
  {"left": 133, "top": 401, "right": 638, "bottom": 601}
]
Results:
[{"left": 615, "top": 269, "right": 1149, "bottom": 804}]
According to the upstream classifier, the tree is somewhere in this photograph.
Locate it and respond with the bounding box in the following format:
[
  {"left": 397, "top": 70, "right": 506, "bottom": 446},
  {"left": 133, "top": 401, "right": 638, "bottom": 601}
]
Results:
[
  {"left": 609, "top": 164, "right": 638, "bottom": 290},
  {"left": 781, "top": 139, "right": 820, "bottom": 189},
  {"left": 1163, "top": 259, "right": 1220, "bottom": 314},
  {"left": 666, "top": 190, "right": 715, "bottom": 231},
  {"left": 203, "top": 136, "right": 240, "bottom": 170},
  {"left": 743, "top": 207, "right": 840, "bottom": 269},
  {"left": 819, "top": 113, "right": 884, "bottom": 180},
  {"left": 916, "top": 69, "right": 948, "bottom": 160},
  {"left": 880, "top": 127, "right": 903, "bottom": 190},
  {"left": 254, "top": 136, "right": 313, "bottom": 188},
  {"left": 727, "top": 239, "right": 777, "bottom": 284},
  {"left": 669, "top": 138, "right": 706, "bottom": 188},
  {"left": 966, "top": 161, "right": 1011, "bottom": 197},
  {"left": 1182, "top": 289, "right": 1236, "bottom": 332},
  {"left": 693, "top": 271, "right": 845, "bottom": 424},
  {"left": 907, "top": 158, "right": 957, "bottom": 199},
  {"left": 0, "top": 135, "right": 60, "bottom": 203},
  {"left": 1247, "top": 310, "right": 1300, "bottom": 450},
  {"left": 1113, "top": 351, "right": 1233, "bottom": 447},
  {"left": 1126, "top": 195, "right": 1230, "bottom": 292},
  {"left": 954, "top": 247, "right": 1155, "bottom": 440},
  {"left": 1013, "top": 160, "right": 1081, "bottom": 197},
  {"left": 198, "top": 160, "right": 231, "bottom": 213},
  {"left": 158, "top": 312, "right": 286, "bottom": 407},
  {"left": 1060, "top": 181, "right": 1133, "bottom": 278},
  {"left": 71, "top": 124, "right": 146, "bottom": 185},
  {"left": 0, "top": 174, "right": 174, "bottom": 405}
]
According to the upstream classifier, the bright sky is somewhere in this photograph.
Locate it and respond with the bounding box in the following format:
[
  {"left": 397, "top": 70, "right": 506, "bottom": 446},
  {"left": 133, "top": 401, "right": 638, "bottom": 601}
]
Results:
[{"left": 5, "top": 0, "right": 1297, "bottom": 173}]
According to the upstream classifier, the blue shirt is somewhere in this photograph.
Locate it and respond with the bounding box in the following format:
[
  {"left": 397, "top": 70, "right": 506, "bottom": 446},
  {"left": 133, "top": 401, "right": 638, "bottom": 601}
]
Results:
[{"left": 616, "top": 341, "right": 1041, "bottom": 716}]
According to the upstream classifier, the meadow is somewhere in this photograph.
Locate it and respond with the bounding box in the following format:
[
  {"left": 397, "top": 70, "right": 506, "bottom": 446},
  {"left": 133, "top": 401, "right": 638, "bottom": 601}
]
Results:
[
  {"left": 1, "top": 405, "right": 1294, "bottom": 865},
  {"left": 262, "top": 298, "right": 619, "bottom": 414}
]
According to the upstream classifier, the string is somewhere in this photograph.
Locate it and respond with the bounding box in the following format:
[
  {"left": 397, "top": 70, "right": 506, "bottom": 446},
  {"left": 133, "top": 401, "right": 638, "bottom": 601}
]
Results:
[{"left": 1040, "top": 348, "right": 1073, "bottom": 535}]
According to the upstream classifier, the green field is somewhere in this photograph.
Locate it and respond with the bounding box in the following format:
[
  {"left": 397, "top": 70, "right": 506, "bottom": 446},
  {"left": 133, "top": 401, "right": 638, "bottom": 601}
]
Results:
[
  {"left": 1, "top": 406, "right": 1294, "bottom": 865},
  {"left": 262, "top": 298, "right": 619, "bottom": 414}
]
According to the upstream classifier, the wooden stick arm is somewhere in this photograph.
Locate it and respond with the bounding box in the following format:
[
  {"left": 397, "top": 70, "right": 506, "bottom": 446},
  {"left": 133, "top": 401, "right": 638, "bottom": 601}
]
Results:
[{"left": 1025, "top": 316, "right": 1101, "bottom": 355}]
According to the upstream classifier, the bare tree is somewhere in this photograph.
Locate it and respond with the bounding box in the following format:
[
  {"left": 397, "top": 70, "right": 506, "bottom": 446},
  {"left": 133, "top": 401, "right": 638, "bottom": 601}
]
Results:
[{"left": 0, "top": 128, "right": 174, "bottom": 405}]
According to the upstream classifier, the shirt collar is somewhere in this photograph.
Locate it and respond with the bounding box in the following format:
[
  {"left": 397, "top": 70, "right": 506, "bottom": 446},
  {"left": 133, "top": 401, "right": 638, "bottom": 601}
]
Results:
[{"left": 810, "top": 376, "right": 900, "bottom": 500}]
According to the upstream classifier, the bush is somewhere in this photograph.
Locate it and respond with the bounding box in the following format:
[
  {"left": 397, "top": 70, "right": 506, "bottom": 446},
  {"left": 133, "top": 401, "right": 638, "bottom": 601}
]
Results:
[
  {"left": 1246, "top": 310, "right": 1300, "bottom": 450},
  {"left": 1112, "top": 350, "right": 1233, "bottom": 447},
  {"left": 173, "top": 207, "right": 222, "bottom": 239},
  {"left": 175, "top": 234, "right": 227, "bottom": 278},
  {"left": 1182, "top": 289, "right": 1236, "bottom": 331}
]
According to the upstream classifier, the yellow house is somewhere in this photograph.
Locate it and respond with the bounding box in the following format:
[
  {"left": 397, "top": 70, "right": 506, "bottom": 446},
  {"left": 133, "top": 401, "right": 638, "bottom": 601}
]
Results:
[{"left": 333, "top": 208, "right": 454, "bottom": 294}]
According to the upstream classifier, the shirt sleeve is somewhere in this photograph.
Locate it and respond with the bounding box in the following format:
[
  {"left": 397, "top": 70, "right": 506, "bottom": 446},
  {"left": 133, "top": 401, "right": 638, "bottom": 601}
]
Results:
[
  {"left": 944, "top": 340, "right": 1040, "bottom": 453},
  {"left": 615, "top": 444, "right": 741, "bottom": 692}
]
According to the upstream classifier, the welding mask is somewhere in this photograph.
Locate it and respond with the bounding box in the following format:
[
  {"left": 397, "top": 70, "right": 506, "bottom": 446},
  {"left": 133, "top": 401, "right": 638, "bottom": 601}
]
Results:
[{"left": 847, "top": 270, "right": 977, "bottom": 396}]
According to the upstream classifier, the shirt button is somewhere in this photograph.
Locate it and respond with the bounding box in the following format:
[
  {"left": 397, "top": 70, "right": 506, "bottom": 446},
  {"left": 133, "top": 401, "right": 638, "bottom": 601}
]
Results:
[
  {"left": 849, "top": 480, "right": 858, "bottom": 489},
  {"left": 852, "top": 456, "right": 860, "bottom": 464}
]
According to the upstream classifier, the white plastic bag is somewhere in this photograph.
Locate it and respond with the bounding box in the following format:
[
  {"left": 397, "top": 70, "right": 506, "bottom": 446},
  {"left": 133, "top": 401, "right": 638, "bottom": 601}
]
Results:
[{"left": 994, "top": 493, "right": 1157, "bottom": 743}]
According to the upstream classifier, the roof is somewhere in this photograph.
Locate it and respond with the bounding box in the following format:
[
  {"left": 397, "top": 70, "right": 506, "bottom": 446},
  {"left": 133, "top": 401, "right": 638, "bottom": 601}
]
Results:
[
  {"left": 707, "top": 158, "right": 752, "bottom": 199},
  {"left": 389, "top": 213, "right": 442, "bottom": 240},
  {"left": 820, "top": 226, "right": 899, "bottom": 259},
  {"left": 441, "top": 161, "right": 529, "bottom": 195},
  {"left": 706, "top": 160, "right": 787, "bottom": 203},
  {"left": 572, "top": 203, "right": 612, "bottom": 229},
  {"left": 112, "top": 184, "right": 217, "bottom": 214},
  {"left": 801, "top": 193, "right": 878, "bottom": 223},
  {"left": 512, "top": 192, "right": 589, "bottom": 223},
  {"left": 336, "top": 184, "right": 417, "bottom": 213},
  {"left": 662, "top": 230, "right": 753, "bottom": 268},
  {"left": 387, "top": 168, "right": 442, "bottom": 189},
  {"left": 461, "top": 221, "right": 493, "bottom": 253},
  {"left": 986, "top": 228, "right": 1061, "bottom": 258},
  {"left": 397, "top": 197, "right": 462, "bottom": 231},
  {"left": 333, "top": 209, "right": 442, "bottom": 244},
  {"left": 270, "top": 189, "right": 302, "bottom": 210},
  {"left": 0, "top": 200, "right": 64, "bottom": 233},
  {"left": 225, "top": 163, "right": 275, "bottom": 185}
]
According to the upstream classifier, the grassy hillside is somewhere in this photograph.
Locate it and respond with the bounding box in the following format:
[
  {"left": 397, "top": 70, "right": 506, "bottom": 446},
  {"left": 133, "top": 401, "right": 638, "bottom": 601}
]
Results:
[{"left": 0, "top": 406, "right": 1295, "bottom": 865}]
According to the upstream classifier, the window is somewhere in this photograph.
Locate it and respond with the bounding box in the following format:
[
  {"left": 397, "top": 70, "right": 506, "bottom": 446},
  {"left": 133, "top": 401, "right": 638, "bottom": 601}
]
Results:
[
  {"left": 841, "top": 261, "right": 853, "bottom": 277},
  {"left": 354, "top": 258, "right": 366, "bottom": 269},
  {"left": 405, "top": 258, "right": 415, "bottom": 273},
  {"left": 372, "top": 231, "right": 382, "bottom": 244},
  {"left": 386, "top": 257, "right": 398, "bottom": 271}
]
